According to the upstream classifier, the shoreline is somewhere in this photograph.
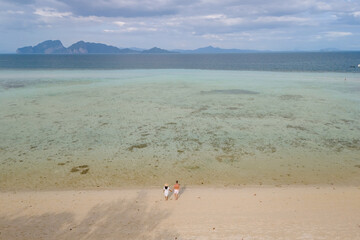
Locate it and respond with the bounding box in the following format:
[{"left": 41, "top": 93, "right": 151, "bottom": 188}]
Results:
[
  {"left": 1, "top": 182, "right": 359, "bottom": 193},
  {"left": 1, "top": 186, "right": 360, "bottom": 239}
]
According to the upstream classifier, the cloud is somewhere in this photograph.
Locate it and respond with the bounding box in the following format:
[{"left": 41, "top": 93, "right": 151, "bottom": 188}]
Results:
[
  {"left": 34, "top": 8, "right": 72, "bottom": 18},
  {"left": 352, "top": 11, "right": 360, "bottom": 18},
  {"left": 254, "top": 16, "right": 313, "bottom": 25},
  {"left": 55, "top": 0, "right": 181, "bottom": 17},
  {"left": 114, "top": 21, "right": 125, "bottom": 26},
  {"left": 324, "top": 31, "right": 353, "bottom": 38},
  {"left": 104, "top": 26, "right": 158, "bottom": 33},
  {"left": 1, "top": 0, "right": 360, "bottom": 51},
  {"left": 103, "top": 29, "right": 115, "bottom": 33},
  {"left": 201, "top": 34, "right": 224, "bottom": 41},
  {"left": 5, "top": 10, "right": 25, "bottom": 14},
  {"left": 1, "top": 0, "right": 35, "bottom": 4}
]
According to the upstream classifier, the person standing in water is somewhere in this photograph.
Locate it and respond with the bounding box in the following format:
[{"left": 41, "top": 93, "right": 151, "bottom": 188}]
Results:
[
  {"left": 163, "top": 183, "right": 172, "bottom": 201},
  {"left": 173, "top": 180, "right": 180, "bottom": 200}
]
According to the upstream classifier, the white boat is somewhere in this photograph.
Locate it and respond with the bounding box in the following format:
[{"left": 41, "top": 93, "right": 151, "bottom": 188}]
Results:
[{"left": 358, "top": 64, "right": 360, "bottom": 68}]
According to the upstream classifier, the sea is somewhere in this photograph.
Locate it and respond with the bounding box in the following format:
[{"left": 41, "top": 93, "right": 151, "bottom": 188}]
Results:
[{"left": 1, "top": 53, "right": 360, "bottom": 190}]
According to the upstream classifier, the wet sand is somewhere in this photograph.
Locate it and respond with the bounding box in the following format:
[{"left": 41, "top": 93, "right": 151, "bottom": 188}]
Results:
[{"left": 1, "top": 186, "right": 360, "bottom": 240}]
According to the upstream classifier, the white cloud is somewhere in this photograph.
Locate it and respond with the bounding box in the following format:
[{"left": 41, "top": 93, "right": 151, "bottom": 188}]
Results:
[
  {"left": 71, "top": 15, "right": 103, "bottom": 22},
  {"left": 1, "top": 0, "right": 360, "bottom": 51},
  {"left": 324, "top": 31, "right": 353, "bottom": 37},
  {"left": 201, "top": 34, "right": 223, "bottom": 40},
  {"left": 124, "top": 27, "right": 138, "bottom": 32},
  {"left": 34, "top": 8, "right": 72, "bottom": 18},
  {"left": 114, "top": 21, "right": 125, "bottom": 26},
  {"left": 6, "top": 10, "right": 24, "bottom": 14},
  {"left": 351, "top": 11, "right": 360, "bottom": 18},
  {"left": 103, "top": 26, "right": 157, "bottom": 33},
  {"left": 315, "top": 2, "right": 332, "bottom": 10},
  {"left": 220, "top": 17, "right": 244, "bottom": 26},
  {"left": 202, "top": 14, "right": 225, "bottom": 20},
  {"left": 254, "top": 16, "right": 313, "bottom": 25}
]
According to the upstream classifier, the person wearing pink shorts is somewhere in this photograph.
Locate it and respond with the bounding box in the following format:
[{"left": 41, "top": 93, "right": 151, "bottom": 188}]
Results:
[{"left": 173, "top": 180, "right": 180, "bottom": 200}]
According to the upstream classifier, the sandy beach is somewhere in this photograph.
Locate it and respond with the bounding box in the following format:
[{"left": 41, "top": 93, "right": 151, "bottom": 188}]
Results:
[
  {"left": 1, "top": 186, "right": 360, "bottom": 240},
  {"left": 1, "top": 70, "right": 359, "bottom": 240}
]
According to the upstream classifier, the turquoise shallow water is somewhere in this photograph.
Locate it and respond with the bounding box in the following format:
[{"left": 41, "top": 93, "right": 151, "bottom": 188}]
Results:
[{"left": 0, "top": 69, "right": 360, "bottom": 190}]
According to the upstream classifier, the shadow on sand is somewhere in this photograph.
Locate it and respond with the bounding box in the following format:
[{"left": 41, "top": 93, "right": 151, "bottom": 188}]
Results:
[
  {"left": 0, "top": 192, "right": 178, "bottom": 240},
  {"left": 179, "top": 184, "right": 186, "bottom": 197},
  {"left": 168, "top": 184, "right": 186, "bottom": 201}
]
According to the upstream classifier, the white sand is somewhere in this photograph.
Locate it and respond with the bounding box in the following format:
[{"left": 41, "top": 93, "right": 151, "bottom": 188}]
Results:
[{"left": 1, "top": 186, "right": 360, "bottom": 240}]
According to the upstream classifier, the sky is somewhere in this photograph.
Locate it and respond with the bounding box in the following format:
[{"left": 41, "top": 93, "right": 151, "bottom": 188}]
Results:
[{"left": 0, "top": 0, "right": 360, "bottom": 52}]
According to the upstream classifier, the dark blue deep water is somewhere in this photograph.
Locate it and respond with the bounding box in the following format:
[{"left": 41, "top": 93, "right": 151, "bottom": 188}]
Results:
[{"left": 0, "top": 52, "right": 360, "bottom": 72}]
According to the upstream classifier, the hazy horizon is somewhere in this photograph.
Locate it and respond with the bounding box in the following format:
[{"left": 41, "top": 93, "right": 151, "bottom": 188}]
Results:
[{"left": 4, "top": 39, "right": 360, "bottom": 54}]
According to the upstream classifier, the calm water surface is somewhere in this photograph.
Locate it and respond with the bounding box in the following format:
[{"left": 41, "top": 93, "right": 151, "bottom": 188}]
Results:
[{"left": 1, "top": 52, "right": 360, "bottom": 72}]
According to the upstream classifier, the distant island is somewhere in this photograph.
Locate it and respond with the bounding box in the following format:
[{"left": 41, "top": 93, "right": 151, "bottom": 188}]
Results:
[
  {"left": 16, "top": 40, "right": 177, "bottom": 54},
  {"left": 174, "top": 46, "right": 259, "bottom": 54},
  {"left": 16, "top": 40, "right": 260, "bottom": 54},
  {"left": 16, "top": 40, "right": 350, "bottom": 54}
]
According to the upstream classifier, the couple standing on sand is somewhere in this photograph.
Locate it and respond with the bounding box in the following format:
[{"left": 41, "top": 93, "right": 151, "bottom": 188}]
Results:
[{"left": 163, "top": 180, "right": 180, "bottom": 200}]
